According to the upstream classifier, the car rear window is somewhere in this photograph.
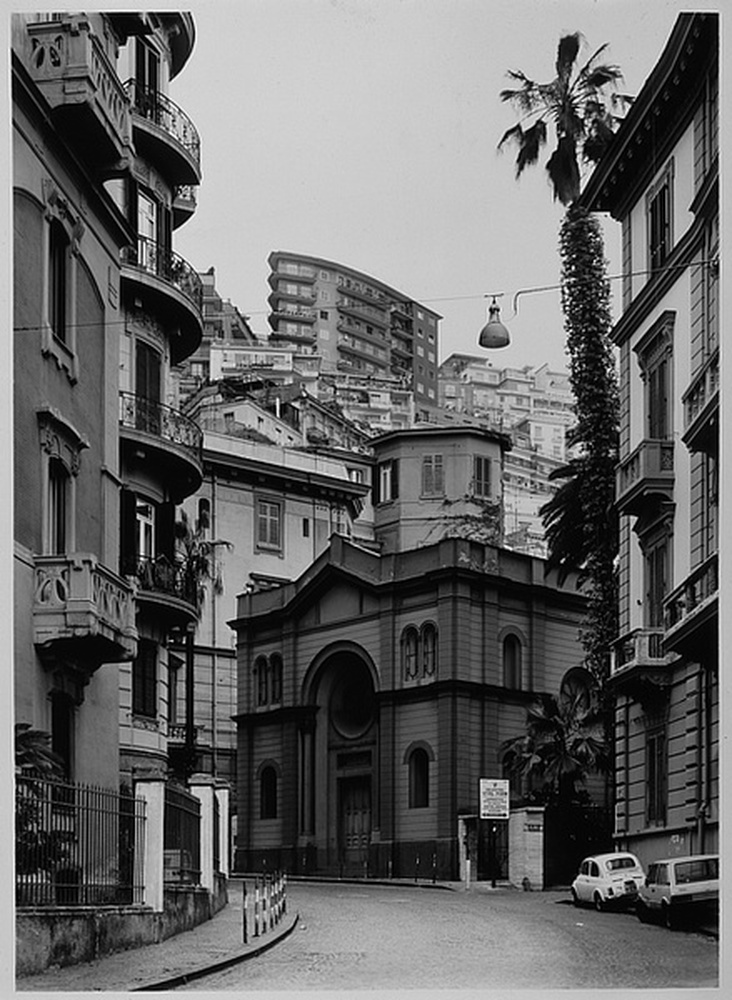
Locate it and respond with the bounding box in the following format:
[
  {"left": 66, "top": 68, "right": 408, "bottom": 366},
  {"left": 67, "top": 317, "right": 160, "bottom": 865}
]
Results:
[
  {"left": 674, "top": 858, "right": 718, "bottom": 884},
  {"left": 606, "top": 856, "right": 639, "bottom": 871}
]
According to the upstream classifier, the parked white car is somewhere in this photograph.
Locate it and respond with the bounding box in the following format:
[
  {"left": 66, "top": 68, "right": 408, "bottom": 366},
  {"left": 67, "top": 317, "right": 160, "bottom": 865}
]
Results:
[
  {"left": 571, "top": 852, "right": 645, "bottom": 911},
  {"left": 636, "top": 854, "right": 719, "bottom": 929}
]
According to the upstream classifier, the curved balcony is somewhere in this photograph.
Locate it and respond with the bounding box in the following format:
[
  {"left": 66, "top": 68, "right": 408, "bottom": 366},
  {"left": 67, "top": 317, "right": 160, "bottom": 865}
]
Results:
[
  {"left": 33, "top": 553, "right": 138, "bottom": 673},
  {"left": 121, "top": 555, "right": 197, "bottom": 629},
  {"left": 121, "top": 239, "right": 203, "bottom": 362},
  {"left": 172, "top": 184, "right": 198, "bottom": 229},
  {"left": 682, "top": 349, "right": 719, "bottom": 454},
  {"left": 615, "top": 439, "right": 674, "bottom": 516},
  {"left": 23, "top": 17, "right": 133, "bottom": 175},
  {"left": 124, "top": 79, "right": 201, "bottom": 185},
  {"left": 269, "top": 305, "right": 317, "bottom": 324},
  {"left": 119, "top": 392, "right": 203, "bottom": 501},
  {"left": 267, "top": 285, "right": 317, "bottom": 306}
]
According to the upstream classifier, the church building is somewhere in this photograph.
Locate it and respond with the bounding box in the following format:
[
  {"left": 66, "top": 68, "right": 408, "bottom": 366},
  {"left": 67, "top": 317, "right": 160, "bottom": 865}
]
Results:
[{"left": 229, "top": 425, "right": 590, "bottom": 880}]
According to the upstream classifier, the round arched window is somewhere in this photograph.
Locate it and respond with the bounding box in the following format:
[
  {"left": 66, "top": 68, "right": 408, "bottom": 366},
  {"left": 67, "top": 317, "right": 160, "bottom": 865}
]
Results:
[{"left": 329, "top": 659, "right": 375, "bottom": 739}]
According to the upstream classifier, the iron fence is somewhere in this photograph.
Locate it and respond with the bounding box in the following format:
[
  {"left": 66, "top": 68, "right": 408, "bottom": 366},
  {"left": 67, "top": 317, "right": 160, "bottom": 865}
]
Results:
[
  {"left": 164, "top": 783, "right": 201, "bottom": 884},
  {"left": 15, "top": 777, "right": 146, "bottom": 907}
]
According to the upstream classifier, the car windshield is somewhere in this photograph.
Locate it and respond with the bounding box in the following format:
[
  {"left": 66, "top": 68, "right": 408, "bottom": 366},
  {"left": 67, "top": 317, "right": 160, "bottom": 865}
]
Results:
[
  {"left": 674, "top": 858, "right": 718, "bottom": 883},
  {"left": 605, "top": 857, "right": 639, "bottom": 871}
]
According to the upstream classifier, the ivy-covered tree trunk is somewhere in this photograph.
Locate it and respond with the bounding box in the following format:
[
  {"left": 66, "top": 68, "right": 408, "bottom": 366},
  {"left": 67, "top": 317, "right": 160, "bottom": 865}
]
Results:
[{"left": 559, "top": 203, "right": 619, "bottom": 685}]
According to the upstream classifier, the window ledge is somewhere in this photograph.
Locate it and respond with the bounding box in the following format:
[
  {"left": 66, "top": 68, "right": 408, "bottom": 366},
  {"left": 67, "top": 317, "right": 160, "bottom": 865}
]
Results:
[{"left": 42, "top": 325, "right": 78, "bottom": 384}]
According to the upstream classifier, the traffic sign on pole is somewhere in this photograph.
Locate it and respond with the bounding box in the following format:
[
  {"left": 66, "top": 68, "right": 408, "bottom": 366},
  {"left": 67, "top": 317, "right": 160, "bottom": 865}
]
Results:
[{"left": 479, "top": 778, "right": 509, "bottom": 819}]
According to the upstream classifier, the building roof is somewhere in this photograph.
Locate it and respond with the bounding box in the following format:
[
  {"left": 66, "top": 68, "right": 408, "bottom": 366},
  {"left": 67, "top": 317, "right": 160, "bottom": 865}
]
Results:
[
  {"left": 371, "top": 423, "right": 513, "bottom": 452},
  {"left": 580, "top": 13, "right": 717, "bottom": 218}
]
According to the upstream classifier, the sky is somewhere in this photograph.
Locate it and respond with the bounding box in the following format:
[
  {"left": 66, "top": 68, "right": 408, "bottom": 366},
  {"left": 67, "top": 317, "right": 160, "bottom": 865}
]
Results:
[{"left": 168, "top": 0, "right": 711, "bottom": 373}]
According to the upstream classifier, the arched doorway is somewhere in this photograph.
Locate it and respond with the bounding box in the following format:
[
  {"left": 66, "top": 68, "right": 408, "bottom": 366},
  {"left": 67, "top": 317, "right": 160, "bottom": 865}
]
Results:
[{"left": 303, "top": 644, "right": 378, "bottom": 875}]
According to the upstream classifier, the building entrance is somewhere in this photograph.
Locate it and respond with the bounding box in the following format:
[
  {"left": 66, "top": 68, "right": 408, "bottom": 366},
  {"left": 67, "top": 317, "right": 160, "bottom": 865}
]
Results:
[{"left": 339, "top": 775, "right": 371, "bottom": 875}]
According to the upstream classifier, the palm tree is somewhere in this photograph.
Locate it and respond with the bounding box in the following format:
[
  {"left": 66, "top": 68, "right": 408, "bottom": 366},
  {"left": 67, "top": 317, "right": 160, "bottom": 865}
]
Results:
[
  {"left": 175, "top": 508, "right": 231, "bottom": 617},
  {"left": 498, "top": 33, "right": 625, "bottom": 684},
  {"left": 501, "top": 689, "right": 608, "bottom": 808},
  {"left": 498, "top": 32, "right": 626, "bottom": 206}
]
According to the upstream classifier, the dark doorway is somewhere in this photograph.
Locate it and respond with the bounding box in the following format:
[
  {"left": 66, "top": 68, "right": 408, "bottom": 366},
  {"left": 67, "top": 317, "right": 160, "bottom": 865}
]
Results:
[{"left": 339, "top": 775, "right": 371, "bottom": 875}]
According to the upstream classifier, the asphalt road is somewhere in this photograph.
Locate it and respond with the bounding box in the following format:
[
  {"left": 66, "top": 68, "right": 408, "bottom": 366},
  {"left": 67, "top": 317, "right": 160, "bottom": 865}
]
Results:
[{"left": 180, "top": 881, "right": 719, "bottom": 991}]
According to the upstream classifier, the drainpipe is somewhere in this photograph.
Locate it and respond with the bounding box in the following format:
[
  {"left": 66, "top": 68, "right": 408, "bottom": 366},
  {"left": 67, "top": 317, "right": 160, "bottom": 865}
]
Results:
[{"left": 185, "top": 621, "right": 196, "bottom": 776}]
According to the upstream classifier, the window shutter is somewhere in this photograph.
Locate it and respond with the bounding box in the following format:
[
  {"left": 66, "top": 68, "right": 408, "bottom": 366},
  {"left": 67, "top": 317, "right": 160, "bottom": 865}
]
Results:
[
  {"left": 372, "top": 465, "right": 381, "bottom": 505},
  {"left": 120, "top": 488, "right": 138, "bottom": 574},
  {"left": 156, "top": 502, "right": 175, "bottom": 561},
  {"left": 391, "top": 459, "right": 399, "bottom": 499}
]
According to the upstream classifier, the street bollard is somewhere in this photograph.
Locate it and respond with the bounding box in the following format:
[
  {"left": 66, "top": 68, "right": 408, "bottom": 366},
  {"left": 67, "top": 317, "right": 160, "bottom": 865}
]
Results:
[
  {"left": 253, "top": 878, "right": 260, "bottom": 937},
  {"left": 282, "top": 871, "right": 287, "bottom": 915},
  {"left": 242, "top": 881, "right": 248, "bottom": 944},
  {"left": 415, "top": 855, "right": 420, "bottom": 883},
  {"left": 432, "top": 853, "right": 437, "bottom": 883}
]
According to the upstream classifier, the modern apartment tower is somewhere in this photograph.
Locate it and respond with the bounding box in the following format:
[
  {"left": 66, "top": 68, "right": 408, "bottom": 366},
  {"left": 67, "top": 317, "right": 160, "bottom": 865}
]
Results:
[{"left": 267, "top": 251, "right": 441, "bottom": 414}]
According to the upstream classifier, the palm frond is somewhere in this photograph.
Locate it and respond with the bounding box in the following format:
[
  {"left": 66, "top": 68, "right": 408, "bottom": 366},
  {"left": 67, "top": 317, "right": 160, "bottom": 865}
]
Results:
[
  {"left": 515, "top": 119, "right": 547, "bottom": 176},
  {"left": 556, "top": 32, "right": 581, "bottom": 81},
  {"left": 546, "top": 134, "right": 580, "bottom": 205}
]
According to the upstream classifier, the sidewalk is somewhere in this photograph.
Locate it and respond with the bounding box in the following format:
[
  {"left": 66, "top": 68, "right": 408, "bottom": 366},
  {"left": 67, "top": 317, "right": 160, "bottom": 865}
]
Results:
[{"left": 16, "top": 879, "right": 299, "bottom": 993}]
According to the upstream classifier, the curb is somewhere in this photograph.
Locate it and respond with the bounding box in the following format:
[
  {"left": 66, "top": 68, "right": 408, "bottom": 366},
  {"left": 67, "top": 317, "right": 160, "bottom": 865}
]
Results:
[{"left": 130, "top": 912, "right": 300, "bottom": 992}]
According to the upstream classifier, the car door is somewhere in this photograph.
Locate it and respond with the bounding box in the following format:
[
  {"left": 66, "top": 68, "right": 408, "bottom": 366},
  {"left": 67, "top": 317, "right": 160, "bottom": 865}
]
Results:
[{"left": 646, "top": 863, "right": 667, "bottom": 911}]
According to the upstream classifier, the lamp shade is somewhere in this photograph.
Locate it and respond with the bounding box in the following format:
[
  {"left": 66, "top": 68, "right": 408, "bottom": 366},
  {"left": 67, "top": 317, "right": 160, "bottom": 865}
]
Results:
[{"left": 478, "top": 299, "right": 510, "bottom": 349}]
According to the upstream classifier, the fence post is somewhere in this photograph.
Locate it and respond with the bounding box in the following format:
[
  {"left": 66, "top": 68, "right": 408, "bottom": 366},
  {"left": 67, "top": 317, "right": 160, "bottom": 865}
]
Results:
[
  {"left": 133, "top": 778, "right": 165, "bottom": 911},
  {"left": 282, "top": 871, "right": 287, "bottom": 915},
  {"left": 242, "top": 881, "right": 248, "bottom": 943},
  {"left": 253, "top": 878, "right": 260, "bottom": 937}
]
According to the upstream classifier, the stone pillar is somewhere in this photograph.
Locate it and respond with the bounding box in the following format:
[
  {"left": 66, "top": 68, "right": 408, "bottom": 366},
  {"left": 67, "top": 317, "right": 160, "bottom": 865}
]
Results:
[
  {"left": 190, "top": 774, "right": 217, "bottom": 892},
  {"left": 508, "top": 806, "right": 545, "bottom": 890},
  {"left": 215, "top": 781, "right": 231, "bottom": 877},
  {"left": 134, "top": 777, "right": 165, "bottom": 911}
]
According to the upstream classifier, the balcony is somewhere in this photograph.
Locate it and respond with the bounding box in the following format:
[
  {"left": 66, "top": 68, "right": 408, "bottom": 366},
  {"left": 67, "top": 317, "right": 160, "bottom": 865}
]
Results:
[
  {"left": 615, "top": 439, "right": 674, "bottom": 516},
  {"left": 682, "top": 349, "right": 719, "bottom": 454},
  {"left": 270, "top": 306, "right": 317, "bottom": 324},
  {"left": 124, "top": 79, "right": 201, "bottom": 185},
  {"left": 172, "top": 184, "right": 198, "bottom": 229},
  {"left": 24, "top": 17, "right": 133, "bottom": 174},
  {"left": 268, "top": 285, "right": 316, "bottom": 306},
  {"left": 337, "top": 299, "right": 389, "bottom": 327},
  {"left": 121, "top": 555, "right": 197, "bottom": 629},
  {"left": 33, "top": 553, "right": 138, "bottom": 672},
  {"left": 121, "top": 239, "right": 203, "bottom": 362},
  {"left": 608, "top": 627, "right": 678, "bottom": 701},
  {"left": 119, "top": 392, "right": 203, "bottom": 500},
  {"left": 664, "top": 553, "right": 718, "bottom": 656}
]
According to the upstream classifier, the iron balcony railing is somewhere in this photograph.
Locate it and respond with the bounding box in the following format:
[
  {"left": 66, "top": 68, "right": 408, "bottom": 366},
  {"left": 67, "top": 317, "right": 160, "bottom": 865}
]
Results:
[
  {"left": 121, "top": 554, "right": 198, "bottom": 608},
  {"left": 121, "top": 237, "right": 203, "bottom": 313},
  {"left": 124, "top": 79, "right": 201, "bottom": 171},
  {"left": 664, "top": 553, "right": 718, "bottom": 634},
  {"left": 16, "top": 776, "right": 146, "bottom": 907},
  {"left": 611, "top": 627, "right": 667, "bottom": 674},
  {"left": 164, "top": 784, "right": 201, "bottom": 884},
  {"left": 119, "top": 391, "right": 203, "bottom": 459}
]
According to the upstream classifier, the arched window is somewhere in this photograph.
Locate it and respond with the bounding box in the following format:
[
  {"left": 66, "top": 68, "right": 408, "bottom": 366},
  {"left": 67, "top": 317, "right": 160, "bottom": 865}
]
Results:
[
  {"left": 503, "top": 634, "right": 522, "bottom": 689},
  {"left": 408, "top": 747, "right": 430, "bottom": 808},
  {"left": 422, "top": 623, "right": 437, "bottom": 677},
  {"left": 260, "top": 765, "right": 278, "bottom": 819},
  {"left": 403, "top": 628, "right": 419, "bottom": 680},
  {"left": 270, "top": 654, "right": 283, "bottom": 704},
  {"left": 254, "top": 655, "right": 268, "bottom": 706}
]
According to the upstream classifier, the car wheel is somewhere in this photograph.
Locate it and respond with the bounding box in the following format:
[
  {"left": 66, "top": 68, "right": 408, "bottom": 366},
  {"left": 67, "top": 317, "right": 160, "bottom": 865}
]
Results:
[
  {"left": 661, "top": 903, "right": 675, "bottom": 930},
  {"left": 636, "top": 901, "right": 650, "bottom": 923},
  {"left": 571, "top": 888, "right": 580, "bottom": 907},
  {"left": 593, "top": 893, "right": 604, "bottom": 912}
]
